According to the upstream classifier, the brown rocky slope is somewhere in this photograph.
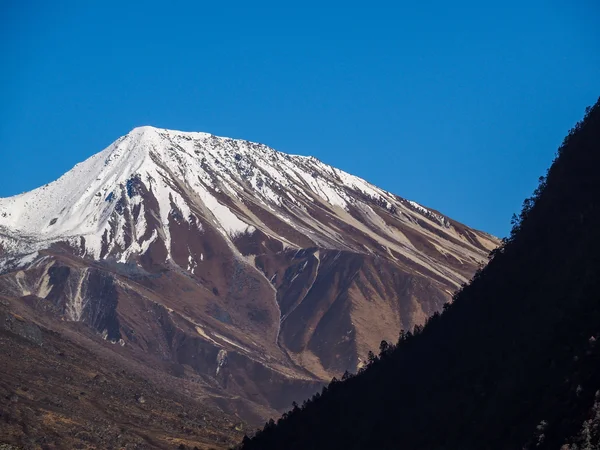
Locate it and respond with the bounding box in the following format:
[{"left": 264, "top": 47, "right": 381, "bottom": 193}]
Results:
[{"left": 0, "top": 127, "right": 498, "bottom": 448}]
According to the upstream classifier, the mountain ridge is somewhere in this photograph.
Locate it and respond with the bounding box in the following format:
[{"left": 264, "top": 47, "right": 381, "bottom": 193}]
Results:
[
  {"left": 237, "top": 99, "right": 600, "bottom": 450},
  {"left": 0, "top": 127, "right": 497, "bottom": 379},
  {"left": 0, "top": 126, "right": 498, "bottom": 448},
  {"left": 0, "top": 126, "right": 494, "bottom": 261}
]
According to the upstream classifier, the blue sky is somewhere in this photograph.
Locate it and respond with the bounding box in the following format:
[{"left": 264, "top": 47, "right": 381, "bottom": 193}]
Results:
[{"left": 1, "top": 1, "right": 598, "bottom": 237}]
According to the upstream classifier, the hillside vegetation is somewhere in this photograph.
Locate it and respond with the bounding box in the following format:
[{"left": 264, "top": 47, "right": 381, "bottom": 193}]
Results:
[{"left": 238, "top": 98, "right": 600, "bottom": 450}]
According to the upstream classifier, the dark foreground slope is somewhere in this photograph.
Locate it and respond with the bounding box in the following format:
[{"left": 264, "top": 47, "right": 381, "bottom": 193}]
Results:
[
  {"left": 238, "top": 99, "right": 600, "bottom": 450},
  {"left": 0, "top": 297, "right": 246, "bottom": 449}
]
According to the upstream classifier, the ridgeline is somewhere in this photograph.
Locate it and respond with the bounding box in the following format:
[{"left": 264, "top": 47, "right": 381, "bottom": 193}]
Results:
[{"left": 237, "top": 98, "right": 600, "bottom": 450}]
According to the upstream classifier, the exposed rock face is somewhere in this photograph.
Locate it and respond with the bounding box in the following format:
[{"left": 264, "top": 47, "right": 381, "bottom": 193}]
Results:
[{"left": 0, "top": 126, "right": 498, "bottom": 426}]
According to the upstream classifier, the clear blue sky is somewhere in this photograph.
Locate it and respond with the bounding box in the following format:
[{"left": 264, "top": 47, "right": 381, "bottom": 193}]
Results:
[{"left": 1, "top": 1, "right": 598, "bottom": 237}]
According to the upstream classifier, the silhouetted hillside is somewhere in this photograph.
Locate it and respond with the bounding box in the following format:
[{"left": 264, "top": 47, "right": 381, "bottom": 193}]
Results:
[{"left": 237, "top": 98, "right": 600, "bottom": 450}]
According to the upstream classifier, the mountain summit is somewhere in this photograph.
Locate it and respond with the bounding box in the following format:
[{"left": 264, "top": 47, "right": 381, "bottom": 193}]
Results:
[
  {"left": 0, "top": 126, "right": 494, "bottom": 272},
  {"left": 0, "top": 127, "right": 497, "bottom": 448}
]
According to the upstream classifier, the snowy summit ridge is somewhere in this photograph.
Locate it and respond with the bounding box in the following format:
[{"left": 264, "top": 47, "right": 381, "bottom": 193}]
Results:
[
  {"left": 0, "top": 125, "right": 500, "bottom": 410},
  {"left": 0, "top": 126, "right": 493, "bottom": 285}
]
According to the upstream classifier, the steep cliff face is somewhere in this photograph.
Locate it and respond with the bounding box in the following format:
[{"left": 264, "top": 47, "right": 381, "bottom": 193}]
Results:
[{"left": 0, "top": 126, "right": 497, "bottom": 427}]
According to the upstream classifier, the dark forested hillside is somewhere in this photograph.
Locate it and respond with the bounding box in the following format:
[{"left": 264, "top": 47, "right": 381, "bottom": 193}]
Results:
[{"left": 237, "top": 98, "right": 600, "bottom": 450}]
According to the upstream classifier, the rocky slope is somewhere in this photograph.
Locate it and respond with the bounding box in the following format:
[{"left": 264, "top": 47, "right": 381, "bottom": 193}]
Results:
[
  {"left": 0, "top": 127, "right": 498, "bottom": 446},
  {"left": 0, "top": 296, "right": 246, "bottom": 449}
]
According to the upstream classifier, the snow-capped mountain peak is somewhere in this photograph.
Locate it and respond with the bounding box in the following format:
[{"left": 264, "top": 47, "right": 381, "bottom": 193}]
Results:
[
  {"left": 0, "top": 127, "right": 499, "bottom": 421},
  {"left": 0, "top": 127, "right": 495, "bottom": 287}
]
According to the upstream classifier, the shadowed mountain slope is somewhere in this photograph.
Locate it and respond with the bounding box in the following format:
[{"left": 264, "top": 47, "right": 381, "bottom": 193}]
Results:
[{"left": 238, "top": 99, "right": 600, "bottom": 450}]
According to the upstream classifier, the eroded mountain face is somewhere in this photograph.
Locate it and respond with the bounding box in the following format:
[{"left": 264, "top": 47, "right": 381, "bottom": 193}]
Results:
[{"left": 0, "top": 126, "right": 498, "bottom": 421}]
